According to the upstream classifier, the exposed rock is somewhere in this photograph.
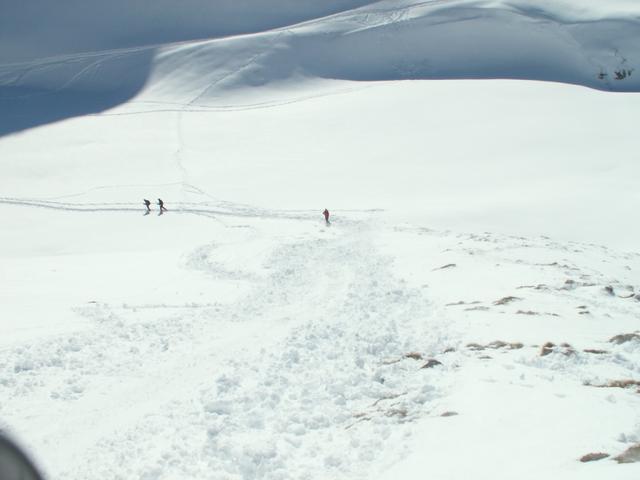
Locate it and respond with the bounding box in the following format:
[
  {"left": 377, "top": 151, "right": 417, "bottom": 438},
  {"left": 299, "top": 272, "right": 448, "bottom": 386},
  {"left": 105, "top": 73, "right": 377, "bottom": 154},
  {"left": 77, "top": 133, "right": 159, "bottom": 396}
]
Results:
[
  {"left": 540, "top": 342, "right": 556, "bottom": 356},
  {"left": 493, "top": 296, "right": 522, "bottom": 306},
  {"left": 440, "top": 411, "right": 458, "bottom": 417},
  {"left": 421, "top": 359, "right": 443, "bottom": 369},
  {"left": 583, "top": 349, "right": 608, "bottom": 355},
  {"left": 559, "top": 343, "right": 576, "bottom": 355}
]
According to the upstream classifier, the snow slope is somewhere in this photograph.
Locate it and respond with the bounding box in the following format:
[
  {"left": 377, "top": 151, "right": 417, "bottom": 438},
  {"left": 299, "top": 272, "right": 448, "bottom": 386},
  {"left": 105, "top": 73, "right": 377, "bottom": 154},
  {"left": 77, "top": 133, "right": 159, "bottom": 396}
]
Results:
[
  {"left": 2, "top": 207, "right": 640, "bottom": 479},
  {"left": 1, "top": 0, "right": 640, "bottom": 479},
  {"left": 1, "top": 0, "right": 639, "bottom": 136}
]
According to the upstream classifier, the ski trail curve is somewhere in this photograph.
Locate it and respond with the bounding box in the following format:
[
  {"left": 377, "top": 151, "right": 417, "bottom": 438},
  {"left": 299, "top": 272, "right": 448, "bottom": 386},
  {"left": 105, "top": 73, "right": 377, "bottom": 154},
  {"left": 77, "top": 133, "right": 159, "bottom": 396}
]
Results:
[{"left": 0, "top": 196, "right": 379, "bottom": 224}]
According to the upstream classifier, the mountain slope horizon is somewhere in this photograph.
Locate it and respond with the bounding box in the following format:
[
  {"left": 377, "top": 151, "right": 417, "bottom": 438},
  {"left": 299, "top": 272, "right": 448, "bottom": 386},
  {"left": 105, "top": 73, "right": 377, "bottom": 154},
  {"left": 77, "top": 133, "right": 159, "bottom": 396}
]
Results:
[{"left": 1, "top": 0, "right": 639, "bottom": 137}]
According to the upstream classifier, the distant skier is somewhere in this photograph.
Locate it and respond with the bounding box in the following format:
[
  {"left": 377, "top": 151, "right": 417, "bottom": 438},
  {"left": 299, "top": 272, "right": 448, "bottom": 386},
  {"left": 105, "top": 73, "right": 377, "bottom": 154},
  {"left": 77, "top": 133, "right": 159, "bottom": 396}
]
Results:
[
  {"left": 143, "top": 199, "right": 151, "bottom": 213},
  {"left": 323, "top": 208, "right": 330, "bottom": 225},
  {"left": 158, "top": 198, "right": 167, "bottom": 214}
]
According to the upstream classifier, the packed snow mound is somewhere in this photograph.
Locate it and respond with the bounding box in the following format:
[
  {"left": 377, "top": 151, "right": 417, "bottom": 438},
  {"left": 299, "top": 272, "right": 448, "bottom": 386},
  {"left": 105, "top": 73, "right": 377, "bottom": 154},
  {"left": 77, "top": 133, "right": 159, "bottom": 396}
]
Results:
[{"left": 1, "top": 0, "right": 639, "bottom": 135}]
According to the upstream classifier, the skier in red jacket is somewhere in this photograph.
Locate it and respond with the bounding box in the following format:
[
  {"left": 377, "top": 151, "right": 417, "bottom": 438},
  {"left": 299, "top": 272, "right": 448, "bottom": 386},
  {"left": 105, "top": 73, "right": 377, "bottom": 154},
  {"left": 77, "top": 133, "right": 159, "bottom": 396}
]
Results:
[{"left": 323, "top": 209, "right": 330, "bottom": 225}]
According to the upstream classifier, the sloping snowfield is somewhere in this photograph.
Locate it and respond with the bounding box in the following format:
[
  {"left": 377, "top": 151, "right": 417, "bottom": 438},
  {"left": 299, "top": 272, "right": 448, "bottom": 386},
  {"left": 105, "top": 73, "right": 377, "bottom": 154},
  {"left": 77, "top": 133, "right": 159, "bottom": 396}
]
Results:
[{"left": 1, "top": 1, "right": 640, "bottom": 479}]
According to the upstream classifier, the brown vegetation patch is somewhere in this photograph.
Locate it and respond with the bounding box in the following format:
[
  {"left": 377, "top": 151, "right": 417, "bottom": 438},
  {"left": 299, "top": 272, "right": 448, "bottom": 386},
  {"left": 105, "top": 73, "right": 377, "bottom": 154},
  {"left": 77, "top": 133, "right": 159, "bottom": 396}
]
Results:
[
  {"left": 614, "top": 444, "right": 640, "bottom": 464},
  {"left": 517, "top": 310, "right": 540, "bottom": 316},
  {"left": 493, "top": 296, "right": 522, "bottom": 306},
  {"left": 579, "top": 452, "right": 609, "bottom": 462},
  {"left": 465, "top": 306, "right": 490, "bottom": 311},
  {"left": 487, "top": 340, "right": 523, "bottom": 350},
  {"left": 583, "top": 349, "right": 608, "bottom": 355},
  {"left": 405, "top": 352, "right": 423, "bottom": 361},
  {"left": 561, "top": 279, "right": 595, "bottom": 290},
  {"left": 609, "top": 333, "right": 640, "bottom": 345},
  {"left": 540, "top": 342, "right": 575, "bottom": 357},
  {"left": 586, "top": 379, "right": 640, "bottom": 392},
  {"left": 604, "top": 379, "right": 640, "bottom": 389},
  {"left": 446, "top": 300, "right": 481, "bottom": 307}
]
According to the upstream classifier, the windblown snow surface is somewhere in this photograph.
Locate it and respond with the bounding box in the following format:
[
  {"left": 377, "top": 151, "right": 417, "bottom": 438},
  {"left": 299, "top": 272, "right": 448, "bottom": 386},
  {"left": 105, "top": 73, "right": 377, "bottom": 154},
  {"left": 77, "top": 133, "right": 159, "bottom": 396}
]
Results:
[{"left": 1, "top": 0, "right": 640, "bottom": 479}]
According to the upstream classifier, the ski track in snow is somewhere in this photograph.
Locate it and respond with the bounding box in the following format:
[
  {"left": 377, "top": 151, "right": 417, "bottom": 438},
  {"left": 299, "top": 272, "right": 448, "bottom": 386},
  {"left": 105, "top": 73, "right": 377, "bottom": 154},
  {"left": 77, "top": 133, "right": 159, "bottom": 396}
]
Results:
[
  {"left": 1, "top": 200, "right": 640, "bottom": 477},
  {"left": 0, "top": 196, "right": 369, "bottom": 224},
  {"left": 2, "top": 1, "right": 640, "bottom": 477}
]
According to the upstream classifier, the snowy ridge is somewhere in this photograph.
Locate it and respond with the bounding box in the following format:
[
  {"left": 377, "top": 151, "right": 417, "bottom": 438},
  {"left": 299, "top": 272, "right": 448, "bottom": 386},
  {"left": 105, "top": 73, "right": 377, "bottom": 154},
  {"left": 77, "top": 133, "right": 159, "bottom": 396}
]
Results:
[{"left": 2, "top": 0, "right": 640, "bottom": 135}]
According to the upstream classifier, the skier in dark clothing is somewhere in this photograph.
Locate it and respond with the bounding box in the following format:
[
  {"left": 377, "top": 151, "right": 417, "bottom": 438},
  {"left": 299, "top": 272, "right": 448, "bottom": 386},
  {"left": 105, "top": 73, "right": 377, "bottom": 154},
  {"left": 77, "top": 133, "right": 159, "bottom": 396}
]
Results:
[
  {"left": 158, "top": 198, "right": 167, "bottom": 214},
  {"left": 323, "top": 209, "right": 330, "bottom": 225},
  {"left": 143, "top": 199, "right": 151, "bottom": 212}
]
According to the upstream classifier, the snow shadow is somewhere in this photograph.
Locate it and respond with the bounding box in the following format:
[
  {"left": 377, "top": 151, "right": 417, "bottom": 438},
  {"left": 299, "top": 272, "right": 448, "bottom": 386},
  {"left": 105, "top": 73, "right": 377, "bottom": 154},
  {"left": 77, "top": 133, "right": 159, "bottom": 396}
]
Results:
[
  {"left": 2, "top": 1, "right": 638, "bottom": 137},
  {"left": 293, "top": 9, "right": 640, "bottom": 92},
  {"left": 0, "top": 0, "right": 376, "bottom": 137},
  {"left": 168, "top": 7, "right": 639, "bottom": 101},
  {"left": 0, "top": 49, "right": 153, "bottom": 137},
  {"left": 0, "top": 0, "right": 376, "bottom": 63}
]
